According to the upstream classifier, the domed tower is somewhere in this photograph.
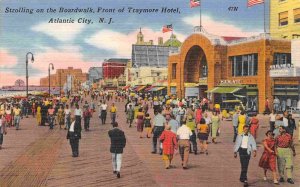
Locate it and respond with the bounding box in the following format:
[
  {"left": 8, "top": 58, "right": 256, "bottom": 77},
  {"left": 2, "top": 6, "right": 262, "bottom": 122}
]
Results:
[
  {"left": 136, "top": 28, "right": 144, "bottom": 45},
  {"left": 163, "top": 34, "right": 182, "bottom": 47}
]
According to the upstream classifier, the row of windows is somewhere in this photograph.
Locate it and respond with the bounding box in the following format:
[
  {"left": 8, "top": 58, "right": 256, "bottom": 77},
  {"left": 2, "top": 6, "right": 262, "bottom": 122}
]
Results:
[
  {"left": 273, "top": 53, "right": 291, "bottom": 65},
  {"left": 279, "top": 8, "right": 300, "bottom": 26},
  {"left": 231, "top": 54, "right": 258, "bottom": 77}
]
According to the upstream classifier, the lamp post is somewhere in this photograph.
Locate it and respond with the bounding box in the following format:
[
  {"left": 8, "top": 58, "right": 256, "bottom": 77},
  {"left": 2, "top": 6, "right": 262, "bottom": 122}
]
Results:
[
  {"left": 25, "top": 52, "right": 34, "bottom": 98},
  {"left": 48, "top": 63, "right": 54, "bottom": 96},
  {"left": 59, "top": 70, "right": 62, "bottom": 97}
]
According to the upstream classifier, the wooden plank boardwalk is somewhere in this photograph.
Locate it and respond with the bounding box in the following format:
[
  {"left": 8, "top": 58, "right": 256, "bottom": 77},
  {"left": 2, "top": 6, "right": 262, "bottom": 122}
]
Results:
[
  {"left": 0, "top": 130, "right": 64, "bottom": 186},
  {"left": 0, "top": 99, "right": 298, "bottom": 186}
]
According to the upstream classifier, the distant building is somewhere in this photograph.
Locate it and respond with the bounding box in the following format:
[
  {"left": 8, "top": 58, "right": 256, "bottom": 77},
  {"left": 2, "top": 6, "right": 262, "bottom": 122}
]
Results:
[
  {"left": 132, "top": 29, "right": 181, "bottom": 68},
  {"left": 125, "top": 66, "right": 168, "bottom": 87},
  {"left": 270, "top": 0, "right": 300, "bottom": 39},
  {"left": 88, "top": 67, "right": 103, "bottom": 83},
  {"left": 102, "top": 59, "right": 130, "bottom": 79},
  {"left": 40, "top": 67, "right": 88, "bottom": 90}
]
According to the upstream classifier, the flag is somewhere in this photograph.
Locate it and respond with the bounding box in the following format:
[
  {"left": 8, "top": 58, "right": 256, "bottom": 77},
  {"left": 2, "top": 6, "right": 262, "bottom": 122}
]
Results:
[
  {"left": 190, "top": 0, "right": 200, "bottom": 8},
  {"left": 162, "top": 24, "right": 173, "bottom": 33},
  {"left": 247, "top": 0, "right": 264, "bottom": 7}
]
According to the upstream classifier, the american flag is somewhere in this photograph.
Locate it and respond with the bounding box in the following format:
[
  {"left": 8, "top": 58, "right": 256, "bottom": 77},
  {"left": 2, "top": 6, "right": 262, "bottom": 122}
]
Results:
[
  {"left": 247, "top": 0, "right": 264, "bottom": 7},
  {"left": 162, "top": 24, "right": 173, "bottom": 33},
  {"left": 190, "top": 0, "right": 200, "bottom": 8}
]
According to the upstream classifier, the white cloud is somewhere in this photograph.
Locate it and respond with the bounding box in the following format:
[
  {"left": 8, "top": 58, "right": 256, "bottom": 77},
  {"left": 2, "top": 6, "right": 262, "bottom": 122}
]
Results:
[
  {"left": 0, "top": 45, "right": 100, "bottom": 86},
  {"left": 0, "top": 49, "right": 18, "bottom": 68},
  {"left": 182, "top": 15, "right": 260, "bottom": 37},
  {"left": 32, "top": 45, "right": 99, "bottom": 76},
  {"left": 31, "top": 22, "right": 85, "bottom": 42},
  {"left": 85, "top": 28, "right": 187, "bottom": 57}
]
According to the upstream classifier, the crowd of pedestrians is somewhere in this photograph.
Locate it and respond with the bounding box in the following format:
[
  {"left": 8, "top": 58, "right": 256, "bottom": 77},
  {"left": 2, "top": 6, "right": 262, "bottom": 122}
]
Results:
[{"left": 0, "top": 89, "right": 298, "bottom": 184}]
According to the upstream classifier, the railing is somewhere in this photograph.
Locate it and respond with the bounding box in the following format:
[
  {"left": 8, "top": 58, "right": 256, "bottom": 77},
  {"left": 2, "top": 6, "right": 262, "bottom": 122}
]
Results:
[{"left": 228, "top": 33, "right": 271, "bottom": 45}]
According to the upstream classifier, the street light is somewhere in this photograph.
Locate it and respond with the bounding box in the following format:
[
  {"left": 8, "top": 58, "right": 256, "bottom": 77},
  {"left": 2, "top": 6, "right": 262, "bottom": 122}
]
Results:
[
  {"left": 25, "top": 52, "right": 34, "bottom": 98},
  {"left": 59, "top": 70, "right": 63, "bottom": 97},
  {"left": 48, "top": 63, "right": 54, "bottom": 96}
]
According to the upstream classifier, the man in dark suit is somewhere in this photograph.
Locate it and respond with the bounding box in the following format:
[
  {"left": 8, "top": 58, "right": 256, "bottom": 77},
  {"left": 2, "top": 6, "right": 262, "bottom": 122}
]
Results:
[
  {"left": 67, "top": 116, "right": 82, "bottom": 157},
  {"left": 108, "top": 122, "right": 126, "bottom": 178}
]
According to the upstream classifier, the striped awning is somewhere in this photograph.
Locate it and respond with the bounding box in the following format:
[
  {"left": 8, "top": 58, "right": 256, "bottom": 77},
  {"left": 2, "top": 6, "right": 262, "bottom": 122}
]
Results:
[
  {"left": 135, "top": 85, "right": 146, "bottom": 92},
  {"left": 149, "top": 86, "right": 166, "bottom": 92},
  {"left": 207, "top": 87, "right": 242, "bottom": 94},
  {"left": 145, "top": 85, "right": 154, "bottom": 91},
  {"left": 122, "top": 85, "right": 131, "bottom": 90}
]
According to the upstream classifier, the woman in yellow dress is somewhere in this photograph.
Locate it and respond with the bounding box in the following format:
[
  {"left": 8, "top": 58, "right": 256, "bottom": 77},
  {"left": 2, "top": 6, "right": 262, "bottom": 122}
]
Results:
[
  {"left": 211, "top": 110, "right": 221, "bottom": 143},
  {"left": 57, "top": 105, "right": 65, "bottom": 129},
  {"left": 134, "top": 104, "right": 140, "bottom": 120},
  {"left": 238, "top": 110, "right": 246, "bottom": 134},
  {"left": 36, "top": 104, "right": 42, "bottom": 126}
]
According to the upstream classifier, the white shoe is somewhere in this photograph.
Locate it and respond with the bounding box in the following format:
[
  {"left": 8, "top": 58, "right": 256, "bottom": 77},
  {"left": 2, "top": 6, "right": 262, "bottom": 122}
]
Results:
[{"left": 263, "top": 177, "right": 267, "bottom": 181}]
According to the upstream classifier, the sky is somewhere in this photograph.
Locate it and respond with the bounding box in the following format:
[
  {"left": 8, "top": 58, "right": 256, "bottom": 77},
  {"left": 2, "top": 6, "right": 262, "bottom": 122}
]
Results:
[{"left": 0, "top": 0, "right": 268, "bottom": 86}]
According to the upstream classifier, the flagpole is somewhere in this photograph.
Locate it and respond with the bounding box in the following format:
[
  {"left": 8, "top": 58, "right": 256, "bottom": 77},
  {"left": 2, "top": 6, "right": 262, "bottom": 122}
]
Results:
[
  {"left": 172, "top": 24, "right": 174, "bottom": 47},
  {"left": 200, "top": 0, "right": 202, "bottom": 31},
  {"left": 263, "top": 0, "right": 266, "bottom": 33}
]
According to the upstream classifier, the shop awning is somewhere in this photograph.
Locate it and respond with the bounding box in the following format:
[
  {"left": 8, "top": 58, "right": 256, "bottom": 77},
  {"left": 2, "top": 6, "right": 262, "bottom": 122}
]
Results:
[
  {"left": 131, "top": 85, "right": 138, "bottom": 90},
  {"left": 122, "top": 85, "right": 131, "bottom": 90},
  {"left": 207, "top": 87, "right": 242, "bottom": 94},
  {"left": 247, "top": 91, "right": 258, "bottom": 96},
  {"left": 135, "top": 85, "right": 146, "bottom": 92},
  {"left": 145, "top": 86, "right": 154, "bottom": 91},
  {"left": 149, "top": 87, "right": 166, "bottom": 92}
]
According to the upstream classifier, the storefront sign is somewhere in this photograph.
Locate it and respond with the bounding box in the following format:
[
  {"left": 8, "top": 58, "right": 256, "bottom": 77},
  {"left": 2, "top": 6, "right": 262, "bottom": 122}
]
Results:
[
  {"left": 270, "top": 67, "right": 300, "bottom": 77},
  {"left": 170, "top": 86, "right": 176, "bottom": 95},
  {"left": 185, "top": 87, "right": 199, "bottom": 97},
  {"left": 184, "top": 83, "right": 198, "bottom": 87},
  {"left": 219, "top": 79, "right": 241, "bottom": 84},
  {"left": 199, "top": 78, "right": 207, "bottom": 85},
  {"left": 170, "top": 82, "right": 177, "bottom": 87}
]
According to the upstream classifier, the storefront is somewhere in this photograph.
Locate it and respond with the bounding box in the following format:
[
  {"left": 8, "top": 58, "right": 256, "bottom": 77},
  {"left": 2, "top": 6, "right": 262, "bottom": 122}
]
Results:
[
  {"left": 207, "top": 84, "right": 245, "bottom": 102},
  {"left": 245, "top": 85, "right": 259, "bottom": 111},
  {"left": 198, "top": 78, "right": 208, "bottom": 98},
  {"left": 271, "top": 70, "right": 300, "bottom": 112},
  {"left": 170, "top": 83, "right": 177, "bottom": 95},
  {"left": 184, "top": 83, "right": 199, "bottom": 98},
  {"left": 168, "top": 31, "right": 293, "bottom": 113},
  {"left": 272, "top": 84, "right": 300, "bottom": 111}
]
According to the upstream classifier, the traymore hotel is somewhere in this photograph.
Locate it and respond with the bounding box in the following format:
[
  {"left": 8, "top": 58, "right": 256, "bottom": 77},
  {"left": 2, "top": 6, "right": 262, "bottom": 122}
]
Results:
[{"left": 168, "top": 27, "right": 300, "bottom": 113}]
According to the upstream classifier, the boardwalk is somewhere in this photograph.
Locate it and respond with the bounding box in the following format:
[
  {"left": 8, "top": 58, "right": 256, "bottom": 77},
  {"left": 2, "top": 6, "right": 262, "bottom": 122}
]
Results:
[{"left": 0, "top": 100, "right": 299, "bottom": 187}]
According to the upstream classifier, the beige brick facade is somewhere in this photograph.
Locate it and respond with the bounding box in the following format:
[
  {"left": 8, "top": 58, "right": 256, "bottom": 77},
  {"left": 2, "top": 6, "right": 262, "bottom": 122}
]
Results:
[{"left": 40, "top": 67, "right": 87, "bottom": 88}]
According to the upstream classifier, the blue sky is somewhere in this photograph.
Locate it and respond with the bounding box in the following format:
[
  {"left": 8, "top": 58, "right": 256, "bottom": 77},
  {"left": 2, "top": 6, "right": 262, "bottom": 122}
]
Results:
[{"left": 0, "top": 0, "right": 267, "bottom": 85}]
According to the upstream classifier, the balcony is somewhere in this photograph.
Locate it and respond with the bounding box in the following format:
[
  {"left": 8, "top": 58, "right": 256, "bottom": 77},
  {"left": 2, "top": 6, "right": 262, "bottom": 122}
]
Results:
[{"left": 269, "top": 64, "right": 300, "bottom": 77}]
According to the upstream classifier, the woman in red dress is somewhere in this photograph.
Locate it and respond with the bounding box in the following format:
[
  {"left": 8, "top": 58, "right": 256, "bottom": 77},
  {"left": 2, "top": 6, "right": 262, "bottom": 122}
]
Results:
[
  {"left": 250, "top": 114, "right": 259, "bottom": 139},
  {"left": 159, "top": 126, "right": 178, "bottom": 169},
  {"left": 258, "top": 130, "right": 279, "bottom": 184},
  {"left": 195, "top": 106, "right": 202, "bottom": 124}
]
